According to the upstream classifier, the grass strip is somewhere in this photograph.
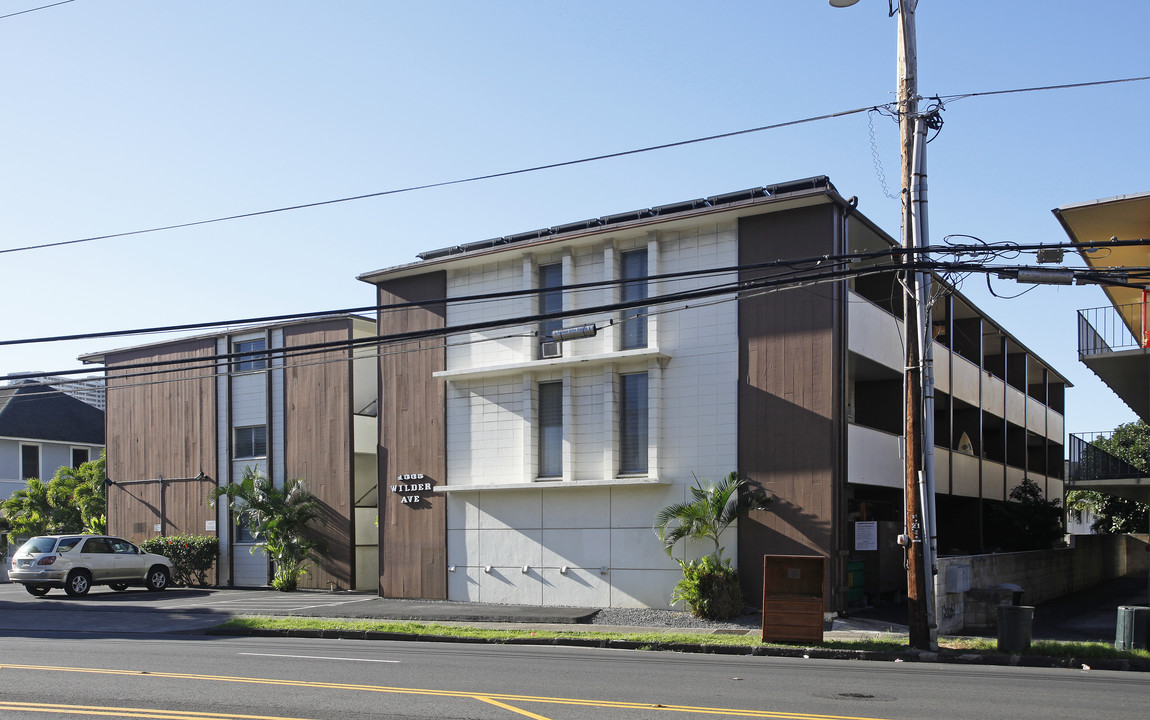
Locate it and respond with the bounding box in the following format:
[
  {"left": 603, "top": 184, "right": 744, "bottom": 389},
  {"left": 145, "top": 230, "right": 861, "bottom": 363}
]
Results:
[{"left": 215, "top": 616, "right": 1149, "bottom": 661}]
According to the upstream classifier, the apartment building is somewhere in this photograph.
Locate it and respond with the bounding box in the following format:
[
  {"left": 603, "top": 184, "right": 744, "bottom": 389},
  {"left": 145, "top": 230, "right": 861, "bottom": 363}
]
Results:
[
  {"left": 359, "top": 176, "right": 1069, "bottom": 611},
  {"left": 80, "top": 315, "right": 378, "bottom": 590}
]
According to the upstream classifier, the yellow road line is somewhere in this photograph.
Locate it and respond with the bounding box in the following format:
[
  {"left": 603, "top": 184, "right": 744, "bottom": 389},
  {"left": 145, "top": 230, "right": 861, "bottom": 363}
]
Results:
[
  {"left": 0, "top": 700, "right": 318, "bottom": 720},
  {"left": 0, "top": 663, "right": 894, "bottom": 720},
  {"left": 474, "top": 695, "right": 556, "bottom": 720}
]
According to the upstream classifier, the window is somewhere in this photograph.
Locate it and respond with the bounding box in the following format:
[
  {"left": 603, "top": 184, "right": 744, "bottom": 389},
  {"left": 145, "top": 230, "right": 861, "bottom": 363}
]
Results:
[
  {"left": 620, "top": 249, "right": 648, "bottom": 349},
  {"left": 72, "top": 447, "right": 89, "bottom": 468},
  {"left": 538, "top": 381, "right": 562, "bottom": 478},
  {"left": 235, "top": 516, "right": 258, "bottom": 544},
  {"left": 20, "top": 444, "right": 40, "bottom": 480},
  {"left": 233, "top": 338, "right": 268, "bottom": 372},
  {"left": 538, "top": 263, "right": 563, "bottom": 346},
  {"left": 234, "top": 426, "right": 267, "bottom": 459},
  {"left": 619, "top": 373, "right": 648, "bottom": 474},
  {"left": 81, "top": 538, "right": 113, "bottom": 554}
]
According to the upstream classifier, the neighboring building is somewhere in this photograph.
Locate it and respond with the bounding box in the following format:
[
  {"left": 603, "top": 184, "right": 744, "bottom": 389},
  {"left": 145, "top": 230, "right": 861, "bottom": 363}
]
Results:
[
  {"left": 0, "top": 379, "right": 105, "bottom": 501},
  {"left": 5, "top": 373, "right": 107, "bottom": 412},
  {"left": 1057, "top": 192, "right": 1150, "bottom": 506},
  {"left": 80, "top": 315, "right": 379, "bottom": 590},
  {"left": 358, "top": 176, "right": 1070, "bottom": 612}
]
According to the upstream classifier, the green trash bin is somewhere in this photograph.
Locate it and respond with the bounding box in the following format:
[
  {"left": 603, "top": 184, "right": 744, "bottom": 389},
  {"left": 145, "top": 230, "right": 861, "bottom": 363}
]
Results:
[
  {"left": 1115, "top": 606, "right": 1150, "bottom": 651},
  {"left": 997, "top": 605, "right": 1034, "bottom": 654}
]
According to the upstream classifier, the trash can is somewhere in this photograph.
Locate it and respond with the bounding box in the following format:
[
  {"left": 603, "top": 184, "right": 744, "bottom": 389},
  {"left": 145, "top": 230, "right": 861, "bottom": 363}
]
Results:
[
  {"left": 997, "top": 604, "right": 1034, "bottom": 653},
  {"left": 1115, "top": 606, "right": 1150, "bottom": 651}
]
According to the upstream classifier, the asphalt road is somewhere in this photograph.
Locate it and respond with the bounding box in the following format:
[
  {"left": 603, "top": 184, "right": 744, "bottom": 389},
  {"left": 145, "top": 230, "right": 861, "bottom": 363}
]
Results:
[{"left": 1, "top": 630, "right": 1147, "bottom": 720}]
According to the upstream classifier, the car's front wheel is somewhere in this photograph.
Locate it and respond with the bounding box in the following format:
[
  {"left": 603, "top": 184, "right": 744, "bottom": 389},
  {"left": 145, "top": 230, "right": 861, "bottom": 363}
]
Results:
[
  {"left": 109, "top": 583, "right": 129, "bottom": 591},
  {"left": 64, "top": 570, "right": 91, "bottom": 597},
  {"left": 24, "top": 585, "right": 50, "bottom": 597},
  {"left": 145, "top": 566, "right": 170, "bottom": 592}
]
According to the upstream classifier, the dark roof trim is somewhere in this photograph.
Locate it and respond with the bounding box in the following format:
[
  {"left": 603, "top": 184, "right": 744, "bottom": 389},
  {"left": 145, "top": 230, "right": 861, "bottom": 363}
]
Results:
[{"left": 414, "top": 176, "right": 834, "bottom": 262}]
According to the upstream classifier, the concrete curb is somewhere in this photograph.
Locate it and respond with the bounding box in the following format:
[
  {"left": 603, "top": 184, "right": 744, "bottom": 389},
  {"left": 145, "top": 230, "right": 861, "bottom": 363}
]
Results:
[{"left": 202, "top": 626, "right": 1150, "bottom": 672}]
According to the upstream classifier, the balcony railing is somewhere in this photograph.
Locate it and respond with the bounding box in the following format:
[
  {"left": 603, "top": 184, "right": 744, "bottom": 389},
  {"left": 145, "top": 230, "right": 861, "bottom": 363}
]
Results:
[
  {"left": 1068, "top": 432, "right": 1145, "bottom": 483},
  {"left": 1078, "top": 300, "right": 1149, "bottom": 357}
]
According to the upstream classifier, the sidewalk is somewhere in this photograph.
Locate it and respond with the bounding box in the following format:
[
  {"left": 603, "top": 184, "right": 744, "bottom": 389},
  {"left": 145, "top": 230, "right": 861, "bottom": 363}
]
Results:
[{"left": 253, "top": 574, "right": 1149, "bottom": 643}]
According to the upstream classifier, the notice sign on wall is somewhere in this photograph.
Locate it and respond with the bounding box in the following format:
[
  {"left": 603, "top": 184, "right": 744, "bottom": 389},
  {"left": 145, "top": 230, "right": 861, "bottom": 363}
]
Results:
[{"left": 854, "top": 521, "right": 878, "bottom": 552}]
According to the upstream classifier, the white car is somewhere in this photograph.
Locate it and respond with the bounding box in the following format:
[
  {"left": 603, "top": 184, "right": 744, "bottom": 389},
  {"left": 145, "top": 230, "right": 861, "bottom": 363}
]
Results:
[{"left": 9, "top": 534, "right": 172, "bottom": 597}]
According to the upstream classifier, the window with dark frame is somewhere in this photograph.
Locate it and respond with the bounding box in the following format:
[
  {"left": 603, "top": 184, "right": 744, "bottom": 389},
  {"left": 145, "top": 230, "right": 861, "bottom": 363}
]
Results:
[
  {"left": 619, "top": 372, "right": 649, "bottom": 474},
  {"left": 234, "top": 426, "right": 267, "bottom": 459},
  {"left": 538, "top": 381, "right": 562, "bottom": 478},
  {"left": 233, "top": 338, "right": 268, "bottom": 372},
  {"left": 20, "top": 444, "right": 39, "bottom": 480},
  {"left": 620, "top": 249, "right": 649, "bottom": 349},
  {"left": 71, "top": 447, "right": 89, "bottom": 469},
  {"left": 538, "top": 263, "right": 563, "bottom": 346}
]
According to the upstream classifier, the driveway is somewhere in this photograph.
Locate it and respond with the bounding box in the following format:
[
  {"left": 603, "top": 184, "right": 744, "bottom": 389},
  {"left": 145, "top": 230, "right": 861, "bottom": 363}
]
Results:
[{"left": 0, "top": 582, "right": 381, "bottom": 635}]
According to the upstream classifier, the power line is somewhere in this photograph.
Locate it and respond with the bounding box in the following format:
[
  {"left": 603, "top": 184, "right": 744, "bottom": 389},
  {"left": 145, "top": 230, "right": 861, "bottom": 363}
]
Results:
[
  {"left": 2, "top": 74, "right": 1145, "bottom": 258},
  {"left": 0, "top": 0, "right": 76, "bottom": 21},
  {"left": 939, "top": 75, "right": 1150, "bottom": 103},
  {"left": 0, "top": 105, "right": 880, "bottom": 256},
  {"left": 4, "top": 237, "right": 1146, "bottom": 357},
  {"left": 14, "top": 252, "right": 1143, "bottom": 387}
]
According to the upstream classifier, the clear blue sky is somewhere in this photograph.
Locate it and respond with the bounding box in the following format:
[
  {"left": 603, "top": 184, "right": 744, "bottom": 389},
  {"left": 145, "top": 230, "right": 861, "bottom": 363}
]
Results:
[{"left": 1, "top": 0, "right": 1147, "bottom": 436}]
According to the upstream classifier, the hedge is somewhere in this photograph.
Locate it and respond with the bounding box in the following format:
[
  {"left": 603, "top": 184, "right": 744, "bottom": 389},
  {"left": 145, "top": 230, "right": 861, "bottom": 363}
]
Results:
[{"left": 141, "top": 535, "right": 219, "bottom": 587}]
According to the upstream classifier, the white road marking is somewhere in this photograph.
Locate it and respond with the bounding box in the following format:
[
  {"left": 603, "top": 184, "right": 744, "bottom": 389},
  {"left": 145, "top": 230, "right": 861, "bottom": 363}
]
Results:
[{"left": 239, "top": 652, "right": 400, "bottom": 663}]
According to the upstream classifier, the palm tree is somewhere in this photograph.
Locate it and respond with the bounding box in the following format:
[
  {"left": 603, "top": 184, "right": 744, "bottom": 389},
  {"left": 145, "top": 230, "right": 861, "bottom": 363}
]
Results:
[
  {"left": 209, "top": 467, "right": 325, "bottom": 591},
  {"left": 654, "top": 471, "right": 772, "bottom": 561},
  {"left": 2, "top": 477, "right": 55, "bottom": 542}
]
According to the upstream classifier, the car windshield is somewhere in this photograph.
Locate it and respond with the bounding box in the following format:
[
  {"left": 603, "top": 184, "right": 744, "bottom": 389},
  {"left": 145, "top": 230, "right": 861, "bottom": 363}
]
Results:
[{"left": 17, "top": 537, "right": 60, "bottom": 554}]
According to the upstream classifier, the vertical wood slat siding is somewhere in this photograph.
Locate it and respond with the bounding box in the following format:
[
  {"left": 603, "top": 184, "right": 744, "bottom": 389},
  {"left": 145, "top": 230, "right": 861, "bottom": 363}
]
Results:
[
  {"left": 737, "top": 206, "right": 842, "bottom": 608},
  {"left": 283, "top": 320, "right": 354, "bottom": 590},
  {"left": 104, "top": 339, "right": 218, "bottom": 554},
  {"left": 376, "top": 272, "right": 447, "bottom": 599}
]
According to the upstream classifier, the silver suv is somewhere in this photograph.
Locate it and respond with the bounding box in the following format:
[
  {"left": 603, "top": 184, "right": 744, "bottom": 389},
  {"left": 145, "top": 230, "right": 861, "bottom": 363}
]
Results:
[{"left": 9, "top": 534, "right": 172, "bottom": 597}]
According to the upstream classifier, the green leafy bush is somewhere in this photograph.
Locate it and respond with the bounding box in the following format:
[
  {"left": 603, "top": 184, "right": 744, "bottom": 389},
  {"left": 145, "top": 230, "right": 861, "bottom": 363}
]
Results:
[
  {"left": 671, "top": 554, "right": 745, "bottom": 620},
  {"left": 141, "top": 535, "right": 219, "bottom": 587}
]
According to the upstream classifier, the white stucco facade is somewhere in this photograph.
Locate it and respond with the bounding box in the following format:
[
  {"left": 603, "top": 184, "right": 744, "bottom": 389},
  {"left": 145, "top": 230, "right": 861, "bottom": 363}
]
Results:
[{"left": 435, "top": 222, "right": 742, "bottom": 608}]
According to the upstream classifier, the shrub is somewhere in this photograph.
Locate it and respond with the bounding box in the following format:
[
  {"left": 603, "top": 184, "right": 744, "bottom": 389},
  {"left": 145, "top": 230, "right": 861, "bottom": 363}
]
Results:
[
  {"left": 141, "top": 535, "right": 219, "bottom": 587},
  {"left": 671, "top": 554, "right": 745, "bottom": 620}
]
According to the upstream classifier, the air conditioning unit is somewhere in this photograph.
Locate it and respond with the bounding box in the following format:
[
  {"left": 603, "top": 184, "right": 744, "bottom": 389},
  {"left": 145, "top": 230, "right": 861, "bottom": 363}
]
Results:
[{"left": 540, "top": 341, "right": 562, "bottom": 359}]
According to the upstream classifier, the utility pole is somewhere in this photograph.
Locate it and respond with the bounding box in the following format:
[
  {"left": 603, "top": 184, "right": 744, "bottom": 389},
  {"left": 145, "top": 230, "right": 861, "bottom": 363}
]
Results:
[
  {"left": 833, "top": 0, "right": 936, "bottom": 650},
  {"left": 896, "top": 0, "right": 935, "bottom": 652}
]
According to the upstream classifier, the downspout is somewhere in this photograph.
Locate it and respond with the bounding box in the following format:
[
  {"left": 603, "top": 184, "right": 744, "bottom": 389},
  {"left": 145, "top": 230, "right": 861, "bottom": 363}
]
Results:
[{"left": 911, "top": 113, "right": 937, "bottom": 632}]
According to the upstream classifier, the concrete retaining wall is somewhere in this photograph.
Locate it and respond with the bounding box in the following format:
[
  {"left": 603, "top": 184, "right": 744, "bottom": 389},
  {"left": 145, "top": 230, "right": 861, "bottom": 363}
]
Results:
[{"left": 933, "top": 534, "right": 1149, "bottom": 634}]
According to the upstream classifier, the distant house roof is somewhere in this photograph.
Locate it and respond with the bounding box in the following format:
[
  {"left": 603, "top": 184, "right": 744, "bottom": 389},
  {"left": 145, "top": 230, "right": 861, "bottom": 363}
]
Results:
[{"left": 0, "top": 381, "right": 105, "bottom": 445}]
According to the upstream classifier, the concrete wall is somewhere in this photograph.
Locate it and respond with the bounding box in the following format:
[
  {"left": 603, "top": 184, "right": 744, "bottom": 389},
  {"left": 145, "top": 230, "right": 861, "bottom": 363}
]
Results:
[{"left": 933, "top": 534, "right": 1150, "bottom": 634}]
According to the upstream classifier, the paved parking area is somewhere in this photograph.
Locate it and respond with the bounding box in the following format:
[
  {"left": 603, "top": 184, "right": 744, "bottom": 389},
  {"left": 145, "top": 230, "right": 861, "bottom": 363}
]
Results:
[
  {"left": 0, "top": 582, "right": 595, "bottom": 635},
  {"left": 0, "top": 582, "right": 386, "bottom": 634}
]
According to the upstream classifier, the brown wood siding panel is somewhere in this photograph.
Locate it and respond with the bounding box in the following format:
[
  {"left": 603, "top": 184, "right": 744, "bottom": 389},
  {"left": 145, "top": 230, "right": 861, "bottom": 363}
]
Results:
[
  {"left": 104, "top": 339, "right": 218, "bottom": 549},
  {"left": 283, "top": 320, "right": 354, "bottom": 591},
  {"left": 376, "top": 272, "right": 447, "bottom": 599},
  {"left": 737, "top": 206, "right": 843, "bottom": 608}
]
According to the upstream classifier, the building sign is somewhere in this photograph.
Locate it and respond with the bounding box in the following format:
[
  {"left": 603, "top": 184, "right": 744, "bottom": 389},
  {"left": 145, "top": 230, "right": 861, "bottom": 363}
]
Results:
[{"left": 391, "top": 474, "right": 433, "bottom": 505}]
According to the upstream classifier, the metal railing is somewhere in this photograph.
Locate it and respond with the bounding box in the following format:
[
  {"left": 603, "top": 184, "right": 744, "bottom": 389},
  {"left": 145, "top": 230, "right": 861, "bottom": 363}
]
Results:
[
  {"left": 1067, "top": 432, "right": 1145, "bottom": 482},
  {"left": 1077, "top": 300, "right": 1149, "bottom": 357}
]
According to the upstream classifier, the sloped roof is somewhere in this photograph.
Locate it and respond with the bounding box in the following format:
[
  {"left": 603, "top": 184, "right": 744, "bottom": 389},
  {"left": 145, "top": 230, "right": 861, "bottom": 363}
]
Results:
[{"left": 0, "top": 381, "right": 105, "bottom": 445}]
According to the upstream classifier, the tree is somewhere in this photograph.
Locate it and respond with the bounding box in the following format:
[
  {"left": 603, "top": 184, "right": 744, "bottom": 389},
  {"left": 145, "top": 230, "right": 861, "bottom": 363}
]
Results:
[
  {"left": 47, "top": 454, "right": 107, "bottom": 534},
  {"left": 1, "top": 454, "right": 107, "bottom": 542},
  {"left": 1067, "top": 421, "right": 1150, "bottom": 534},
  {"left": 985, "top": 477, "right": 1064, "bottom": 552},
  {"left": 653, "top": 472, "right": 772, "bottom": 619},
  {"left": 655, "top": 471, "right": 772, "bottom": 560},
  {"left": 208, "top": 467, "right": 325, "bottom": 591}
]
